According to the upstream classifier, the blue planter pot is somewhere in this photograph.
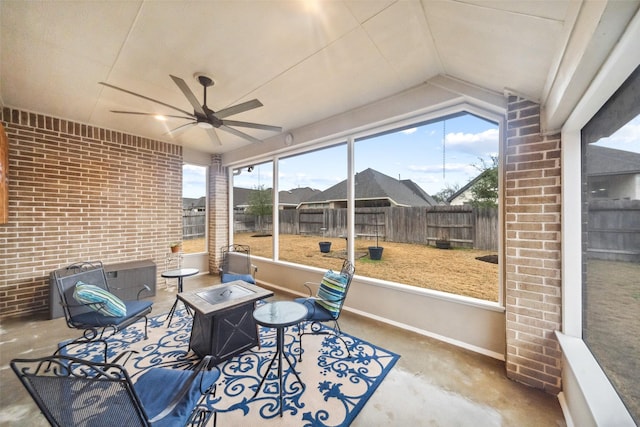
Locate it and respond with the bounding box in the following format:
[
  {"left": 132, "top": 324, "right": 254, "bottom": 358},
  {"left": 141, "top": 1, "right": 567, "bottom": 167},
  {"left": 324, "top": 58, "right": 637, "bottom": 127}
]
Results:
[
  {"left": 368, "top": 246, "right": 384, "bottom": 260},
  {"left": 319, "top": 242, "right": 332, "bottom": 253}
]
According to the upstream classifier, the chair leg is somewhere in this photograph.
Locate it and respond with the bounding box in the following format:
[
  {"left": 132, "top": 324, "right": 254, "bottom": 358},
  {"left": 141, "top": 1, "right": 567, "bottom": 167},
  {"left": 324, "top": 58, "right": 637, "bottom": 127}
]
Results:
[
  {"left": 331, "top": 319, "right": 352, "bottom": 357},
  {"left": 334, "top": 334, "right": 352, "bottom": 358},
  {"left": 188, "top": 380, "right": 217, "bottom": 427},
  {"left": 298, "top": 320, "right": 352, "bottom": 361}
]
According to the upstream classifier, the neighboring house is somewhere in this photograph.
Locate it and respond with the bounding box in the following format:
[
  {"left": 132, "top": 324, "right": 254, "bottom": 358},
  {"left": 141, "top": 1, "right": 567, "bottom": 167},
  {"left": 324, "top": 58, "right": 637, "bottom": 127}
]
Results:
[
  {"left": 233, "top": 186, "right": 322, "bottom": 212},
  {"left": 279, "top": 187, "right": 321, "bottom": 209},
  {"left": 587, "top": 145, "right": 640, "bottom": 200},
  {"left": 299, "top": 168, "right": 437, "bottom": 209},
  {"left": 447, "top": 170, "right": 492, "bottom": 206},
  {"left": 183, "top": 197, "right": 206, "bottom": 212},
  {"left": 232, "top": 187, "right": 254, "bottom": 213}
]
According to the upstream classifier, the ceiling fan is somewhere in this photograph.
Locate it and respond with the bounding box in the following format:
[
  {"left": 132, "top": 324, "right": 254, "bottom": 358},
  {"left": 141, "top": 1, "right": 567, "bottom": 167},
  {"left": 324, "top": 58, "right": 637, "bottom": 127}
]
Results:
[{"left": 99, "top": 74, "right": 282, "bottom": 145}]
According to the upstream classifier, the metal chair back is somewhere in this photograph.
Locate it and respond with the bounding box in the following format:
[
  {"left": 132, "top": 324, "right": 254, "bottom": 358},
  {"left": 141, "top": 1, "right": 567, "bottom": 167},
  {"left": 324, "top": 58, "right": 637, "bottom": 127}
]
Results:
[
  {"left": 53, "top": 261, "right": 109, "bottom": 328},
  {"left": 220, "top": 244, "right": 253, "bottom": 276},
  {"left": 333, "top": 259, "right": 356, "bottom": 319},
  {"left": 11, "top": 355, "right": 149, "bottom": 427}
]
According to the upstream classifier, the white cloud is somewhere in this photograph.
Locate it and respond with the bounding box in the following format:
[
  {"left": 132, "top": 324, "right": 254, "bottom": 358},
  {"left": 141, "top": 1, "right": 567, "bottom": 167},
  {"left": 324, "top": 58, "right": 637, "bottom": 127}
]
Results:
[
  {"left": 593, "top": 115, "right": 640, "bottom": 153},
  {"left": 408, "top": 162, "right": 477, "bottom": 175},
  {"left": 446, "top": 128, "right": 499, "bottom": 156}
]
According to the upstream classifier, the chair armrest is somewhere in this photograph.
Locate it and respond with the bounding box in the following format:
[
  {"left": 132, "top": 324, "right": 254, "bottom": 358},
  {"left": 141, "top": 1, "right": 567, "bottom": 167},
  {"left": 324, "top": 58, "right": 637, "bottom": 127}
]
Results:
[
  {"left": 136, "top": 284, "right": 151, "bottom": 300},
  {"left": 108, "top": 284, "right": 151, "bottom": 300},
  {"left": 148, "top": 355, "right": 218, "bottom": 423},
  {"left": 196, "top": 355, "right": 218, "bottom": 394},
  {"left": 302, "top": 281, "right": 320, "bottom": 297},
  {"left": 302, "top": 282, "right": 345, "bottom": 304}
]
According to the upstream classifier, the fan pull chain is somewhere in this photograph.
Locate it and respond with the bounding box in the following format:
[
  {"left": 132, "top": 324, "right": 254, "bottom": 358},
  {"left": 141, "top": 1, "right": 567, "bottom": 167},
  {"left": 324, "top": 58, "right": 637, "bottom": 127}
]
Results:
[{"left": 442, "top": 120, "right": 446, "bottom": 180}]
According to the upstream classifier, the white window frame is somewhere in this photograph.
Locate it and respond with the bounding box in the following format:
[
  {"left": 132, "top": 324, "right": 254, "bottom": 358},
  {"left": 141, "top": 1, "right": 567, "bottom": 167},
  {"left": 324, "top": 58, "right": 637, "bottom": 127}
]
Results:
[
  {"left": 559, "top": 11, "right": 639, "bottom": 426},
  {"left": 228, "top": 103, "right": 505, "bottom": 306}
]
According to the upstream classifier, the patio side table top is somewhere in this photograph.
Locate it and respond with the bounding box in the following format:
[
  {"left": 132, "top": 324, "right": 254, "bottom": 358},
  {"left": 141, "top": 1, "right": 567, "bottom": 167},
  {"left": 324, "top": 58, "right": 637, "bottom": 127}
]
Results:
[
  {"left": 253, "top": 300, "right": 308, "bottom": 328},
  {"left": 161, "top": 268, "right": 199, "bottom": 279}
]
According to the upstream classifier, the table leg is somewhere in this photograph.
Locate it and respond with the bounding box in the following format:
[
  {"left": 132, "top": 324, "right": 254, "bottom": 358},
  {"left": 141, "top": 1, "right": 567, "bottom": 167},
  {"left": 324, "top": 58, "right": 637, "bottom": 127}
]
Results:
[
  {"left": 165, "top": 277, "right": 193, "bottom": 327},
  {"left": 253, "top": 348, "right": 278, "bottom": 399},
  {"left": 277, "top": 328, "right": 284, "bottom": 416},
  {"left": 252, "top": 326, "right": 304, "bottom": 417},
  {"left": 165, "top": 298, "right": 180, "bottom": 327}
]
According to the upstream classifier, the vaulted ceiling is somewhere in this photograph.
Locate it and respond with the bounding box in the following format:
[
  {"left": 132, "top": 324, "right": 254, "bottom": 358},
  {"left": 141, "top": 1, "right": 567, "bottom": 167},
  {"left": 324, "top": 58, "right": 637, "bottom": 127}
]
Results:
[{"left": 1, "top": 1, "right": 638, "bottom": 154}]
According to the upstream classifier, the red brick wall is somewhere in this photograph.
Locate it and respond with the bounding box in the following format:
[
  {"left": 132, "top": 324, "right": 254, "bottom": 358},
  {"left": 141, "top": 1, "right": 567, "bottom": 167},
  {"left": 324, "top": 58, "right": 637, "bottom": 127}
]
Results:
[
  {"left": 0, "top": 107, "right": 183, "bottom": 318},
  {"left": 504, "top": 96, "right": 562, "bottom": 394}
]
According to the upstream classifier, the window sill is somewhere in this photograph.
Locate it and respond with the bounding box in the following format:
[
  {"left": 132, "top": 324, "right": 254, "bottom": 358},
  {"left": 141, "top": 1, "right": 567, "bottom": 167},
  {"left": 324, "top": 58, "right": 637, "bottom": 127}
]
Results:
[{"left": 555, "top": 331, "right": 635, "bottom": 427}]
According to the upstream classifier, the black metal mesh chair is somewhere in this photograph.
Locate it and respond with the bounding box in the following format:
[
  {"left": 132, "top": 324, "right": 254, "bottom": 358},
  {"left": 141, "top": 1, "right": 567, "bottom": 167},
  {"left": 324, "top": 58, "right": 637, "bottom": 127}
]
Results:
[
  {"left": 219, "top": 244, "right": 257, "bottom": 284},
  {"left": 11, "top": 354, "right": 219, "bottom": 427},
  {"left": 52, "top": 261, "right": 153, "bottom": 360},
  {"left": 295, "top": 259, "right": 356, "bottom": 360}
]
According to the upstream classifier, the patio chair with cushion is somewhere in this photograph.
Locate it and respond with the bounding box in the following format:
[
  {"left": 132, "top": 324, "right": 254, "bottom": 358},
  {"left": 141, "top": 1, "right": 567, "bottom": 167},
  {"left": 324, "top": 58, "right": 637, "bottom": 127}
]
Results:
[
  {"left": 11, "top": 354, "right": 219, "bottom": 427},
  {"left": 219, "top": 244, "right": 257, "bottom": 284},
  {"left": 295, "top": 259, "right": 356, "bottom": 361},
  {"left": 52, "top": 261, "right": 153, "bottom": 360}
]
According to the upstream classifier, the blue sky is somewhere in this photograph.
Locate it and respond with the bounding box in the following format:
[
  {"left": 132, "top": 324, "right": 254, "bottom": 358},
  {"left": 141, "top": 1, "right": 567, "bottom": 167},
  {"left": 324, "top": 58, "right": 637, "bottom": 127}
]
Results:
[
  {"left": 228, "top": 113, "right": 499, "bottom": 197},
  {"left": 593, "top": 114, "right": 640, "bottom": 153},
  {"left": 183, "top": 113, "right": 499, "bottom": 198}
]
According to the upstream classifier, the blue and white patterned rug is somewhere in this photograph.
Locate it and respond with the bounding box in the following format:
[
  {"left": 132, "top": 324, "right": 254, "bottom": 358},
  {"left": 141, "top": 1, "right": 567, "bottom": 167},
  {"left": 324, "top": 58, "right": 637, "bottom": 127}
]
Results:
[{"left": 60, "top": 308, "right": 399, "bottom": 426}]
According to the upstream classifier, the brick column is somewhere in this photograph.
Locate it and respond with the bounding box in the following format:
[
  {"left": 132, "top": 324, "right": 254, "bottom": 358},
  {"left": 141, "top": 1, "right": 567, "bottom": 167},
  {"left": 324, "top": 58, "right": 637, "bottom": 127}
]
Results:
[
  {"left": 208, "top": 154, "right": 228, "bottom": 274},
  {"left": 504, "top": 96, "right": 562, "bottom": 394}
]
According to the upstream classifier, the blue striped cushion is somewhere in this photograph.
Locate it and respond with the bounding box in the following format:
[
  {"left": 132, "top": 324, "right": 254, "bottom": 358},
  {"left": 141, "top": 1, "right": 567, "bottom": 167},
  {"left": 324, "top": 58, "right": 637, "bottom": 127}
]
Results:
[
  {"left": 73, "top": 281, "right": 127, "bottom": 317},
  {"left": 316, "top": 270, "right": 349, "bottom": 318}
]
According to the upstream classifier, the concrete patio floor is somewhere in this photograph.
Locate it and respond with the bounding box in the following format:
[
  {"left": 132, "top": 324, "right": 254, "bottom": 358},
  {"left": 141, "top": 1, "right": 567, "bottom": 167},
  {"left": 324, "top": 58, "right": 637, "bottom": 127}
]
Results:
[{"left": 0, "top": 272, "right": 566, "bottom": 426}]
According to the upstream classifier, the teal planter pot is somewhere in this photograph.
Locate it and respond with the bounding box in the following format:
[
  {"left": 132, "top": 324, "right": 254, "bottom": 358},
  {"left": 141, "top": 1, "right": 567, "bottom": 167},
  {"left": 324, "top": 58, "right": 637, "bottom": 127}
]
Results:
[
  {"left": 368, "top": 246, "right": 383, "bottom": 260},
  {"left": 319, "top": 242, "right": 332, "bottom": 253}
]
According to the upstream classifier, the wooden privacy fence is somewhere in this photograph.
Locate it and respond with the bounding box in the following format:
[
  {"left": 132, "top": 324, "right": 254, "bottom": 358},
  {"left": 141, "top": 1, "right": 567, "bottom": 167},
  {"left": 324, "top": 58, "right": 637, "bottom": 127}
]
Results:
[
  {"left": 587, "top": 199, "right": 640, "bottom": 262},
  {"left": 239, "top": 206, "right": 498, "bottom": 251},
  {"left": 182, "top": 211, "right": 205, "bottom": 240}
]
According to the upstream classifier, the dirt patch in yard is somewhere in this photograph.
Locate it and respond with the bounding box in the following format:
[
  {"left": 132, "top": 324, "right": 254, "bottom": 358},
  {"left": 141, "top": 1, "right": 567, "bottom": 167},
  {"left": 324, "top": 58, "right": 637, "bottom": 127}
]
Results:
[
  {"left": 231, "top": 233, "right": 500, "bottom": 302},
  {"left": 476, "top": 254, "right": 499, "bottom": 264}
]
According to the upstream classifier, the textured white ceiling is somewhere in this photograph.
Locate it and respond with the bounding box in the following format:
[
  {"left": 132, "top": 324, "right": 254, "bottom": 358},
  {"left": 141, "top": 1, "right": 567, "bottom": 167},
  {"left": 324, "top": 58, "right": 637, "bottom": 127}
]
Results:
[{"left": 0, "top": 0, "right": 628, "bottom": 153}]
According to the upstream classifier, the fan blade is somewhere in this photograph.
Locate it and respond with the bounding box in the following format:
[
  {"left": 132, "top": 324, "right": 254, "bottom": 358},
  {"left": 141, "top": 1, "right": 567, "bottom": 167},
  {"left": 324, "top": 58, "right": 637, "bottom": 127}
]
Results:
[
  {"left": 222, "top": 119, "right": 282, "bottom": 132},
  {"left": 110, "top": 110, "right": 193, "bottom": 120},
  {"left": 166, "top": 123, "right": 221, "bottom": 146},
  {"left": 170, "top": 75, "right": 207, "bottom": 116},
  {"left": 215, "top": 99, "right": 263, "bottom": 119},
  {"left": 165, "top": 122, "right": 196, "bottom": 136},
  {"left": 99, "top": 82, "right": 193, "bottom": 116},
  {"left": 219, "top": 125, "right": 262, "bottom": 144},
  {"left": 205, "top": 128, "right": 222, "bottom": 146}
]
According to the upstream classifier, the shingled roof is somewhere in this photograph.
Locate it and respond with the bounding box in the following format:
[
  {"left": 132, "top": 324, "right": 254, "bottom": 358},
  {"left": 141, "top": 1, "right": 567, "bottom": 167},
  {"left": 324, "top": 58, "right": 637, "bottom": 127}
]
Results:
[
  {"left": 302, "top": 168, "right": 436, "bottom": 207},
  {"left": 232, "top": 186, "right": 321, "bottom": 209},
  {"left": 587, "top": 145, "right": 640, "bottom": 176},
  {"left": 279, "top": 187, "right": 321, "bottom": 208}
]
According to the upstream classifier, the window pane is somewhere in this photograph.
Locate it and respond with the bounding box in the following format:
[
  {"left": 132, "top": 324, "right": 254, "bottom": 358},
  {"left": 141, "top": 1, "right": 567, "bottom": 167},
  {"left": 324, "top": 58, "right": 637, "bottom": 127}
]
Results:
[
  {"left": 581, "top": 65, "right": 640, "bottom": 423},
  {"left": 276, "top": 144, "right": 348, "bottom": 272},
  {"left": 232, "top": 162, "right": 274, "bottom": 259},
  {"left": 353, "top": 114, "right": 500, "bottom": 301},
  {"left": 182, "top": 164, "right": 206, "bottom": 254}
]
